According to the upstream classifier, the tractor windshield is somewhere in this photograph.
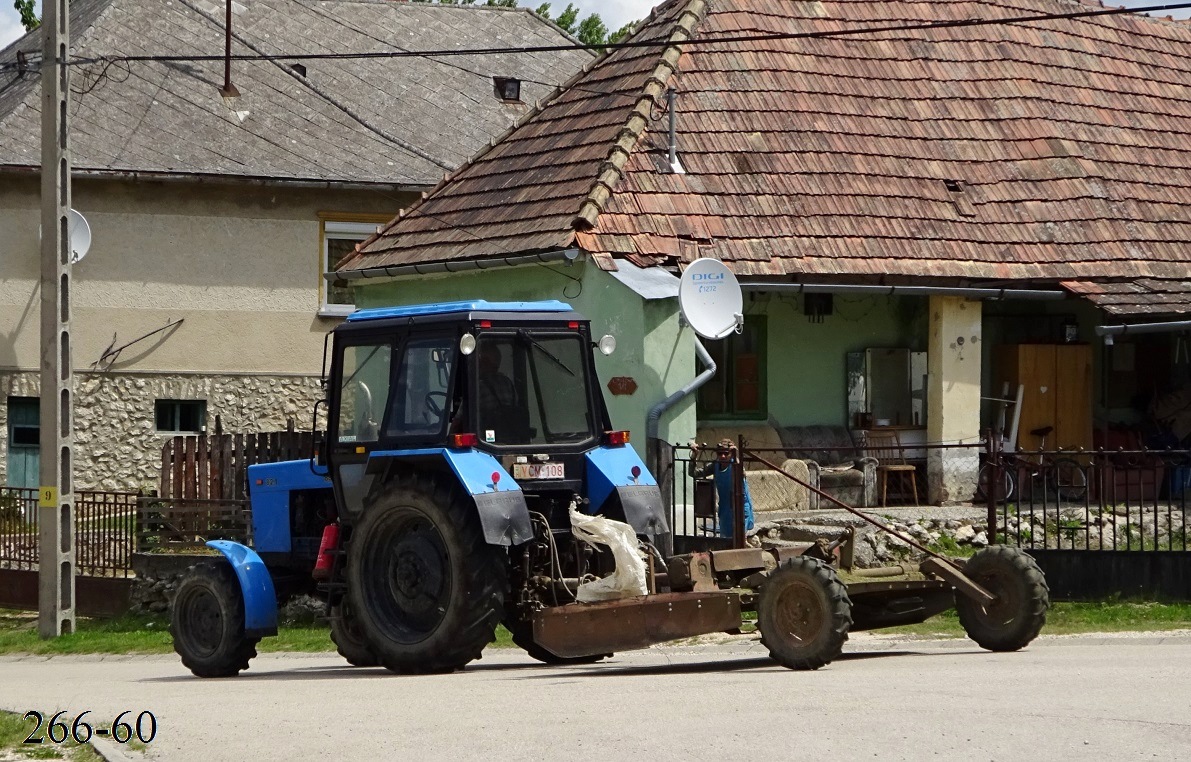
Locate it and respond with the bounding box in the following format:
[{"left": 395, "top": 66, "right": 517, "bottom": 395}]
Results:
[{"left": 475, "top": 332, "right": 595, "bottom": 447}]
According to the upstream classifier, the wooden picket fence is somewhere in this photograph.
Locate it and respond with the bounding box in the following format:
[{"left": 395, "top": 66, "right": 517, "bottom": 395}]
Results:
[{"left": 159, "top": 426, "right": 314, "bottom": 501}]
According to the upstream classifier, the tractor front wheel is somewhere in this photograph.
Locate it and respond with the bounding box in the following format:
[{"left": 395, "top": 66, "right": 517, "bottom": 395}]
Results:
[
  {"left": 346, "top": 475, "right": 506, "bottom": 674},
  {"left": 956, "top": 545, "right": 1049, "bottom": 651},
  {"left": 170, "top": 560, "right": 260, "bottom": 678},
  {"left": 757, "top": 556, "right": 852, "bottom": 670}
]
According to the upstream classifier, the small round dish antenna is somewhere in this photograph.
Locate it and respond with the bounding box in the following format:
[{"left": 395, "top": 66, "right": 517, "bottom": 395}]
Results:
[
  {"left": 68, "top": 210, "right": 92, "bottom": 263},
  {"left": 678, "top": 259, "right": 743, "bottom": 340},
  {"left": 39, "top": 209, "right": 92, "bottom": 263}
]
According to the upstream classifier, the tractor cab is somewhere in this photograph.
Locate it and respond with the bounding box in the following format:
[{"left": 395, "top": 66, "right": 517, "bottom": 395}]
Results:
[{"left": 324, "top": 300, "right": 661, "bottom": 538}]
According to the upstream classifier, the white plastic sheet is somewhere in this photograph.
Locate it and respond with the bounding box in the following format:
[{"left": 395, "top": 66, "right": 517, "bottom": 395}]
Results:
[{"left": 569, "top": 506, "right": 648, "bottom": 603}]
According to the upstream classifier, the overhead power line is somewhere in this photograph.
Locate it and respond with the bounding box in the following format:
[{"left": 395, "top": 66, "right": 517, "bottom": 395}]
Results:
[
  {"left": 57, "top": 2, "right": 1191, "bottom": 67},
  {"left": 5, "top": 1, "right": 1191, "bottom": 75}
]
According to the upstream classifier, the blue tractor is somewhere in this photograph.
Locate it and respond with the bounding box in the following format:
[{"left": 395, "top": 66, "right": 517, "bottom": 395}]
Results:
[
  {"left": 170, "top": 300, "right": 669, "bottom": 676},
  {"left": 170, "top": 300, "right": 1049, "bottom": 678}
]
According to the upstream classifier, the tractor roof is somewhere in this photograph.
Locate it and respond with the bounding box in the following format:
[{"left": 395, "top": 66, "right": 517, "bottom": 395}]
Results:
[{"left": 346, "top": 300, "right": 578, "bottom": 323}]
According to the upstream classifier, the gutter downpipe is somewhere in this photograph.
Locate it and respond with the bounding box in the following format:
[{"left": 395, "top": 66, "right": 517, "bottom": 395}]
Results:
[
  {"left": 741, "top": 283, "right": 1067, "bottom": 300},
  {"left": 646, "top": 333, "right": 716, "bottom": 476},
  {"left": 1095, "top": 319, "right": 1191, "bottom": 343}
]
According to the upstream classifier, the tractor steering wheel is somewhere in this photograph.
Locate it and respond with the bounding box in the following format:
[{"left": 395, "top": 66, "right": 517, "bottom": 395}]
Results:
[{"left": 425, "top": 391, "right": 448, "bottom": 419}]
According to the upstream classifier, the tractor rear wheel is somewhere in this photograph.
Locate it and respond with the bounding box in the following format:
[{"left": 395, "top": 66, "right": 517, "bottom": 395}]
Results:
[
  {"left": 346, "top": 475, "right": 506, "bottom": 674},
  {"left": 330, "top": 600, "right": 378, "bottom": 667},
  {"left": 170, "top": 560, "right": 260, "bottom": 678},
  {"left": 757, "top": 556, "right": 852, "bottom": 670},
  {"left": 956, "top": 545, "right": 1049, "bottom": 651}
]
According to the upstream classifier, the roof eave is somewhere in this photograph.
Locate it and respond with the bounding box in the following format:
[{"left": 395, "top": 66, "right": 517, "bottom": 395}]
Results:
[{"left": 0, "top": 164, "right": 429, "bottom": 192}]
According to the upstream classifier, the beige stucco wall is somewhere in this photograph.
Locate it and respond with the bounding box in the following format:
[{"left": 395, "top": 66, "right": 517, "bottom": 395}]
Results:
[
  {"left": 0, "top": 174, "right": 412, "bottom": 374},
  {"left": 0, "top": 370, "right": 323, "bottom": 491},
  {"left": 0, "top": 172, "right": 413, "bottom": 488}
]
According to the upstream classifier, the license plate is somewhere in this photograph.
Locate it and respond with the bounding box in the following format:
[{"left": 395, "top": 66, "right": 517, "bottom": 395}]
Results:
[{"left": 513, "top": 462, "right": 565, "bottom": 480}]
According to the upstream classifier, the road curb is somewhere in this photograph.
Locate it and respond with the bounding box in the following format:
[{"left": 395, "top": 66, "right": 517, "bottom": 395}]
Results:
[{"left": 90, "top": 736, "right": 140, "bottom": 762}]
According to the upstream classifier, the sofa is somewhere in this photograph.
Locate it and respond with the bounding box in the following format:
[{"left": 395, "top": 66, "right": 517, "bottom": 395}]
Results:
[
  {"left": 779, "top": 425, "right": 877, "bottom": 509},
  {"left": 694, "top": 423, "right": 876, "bottom": 511}
]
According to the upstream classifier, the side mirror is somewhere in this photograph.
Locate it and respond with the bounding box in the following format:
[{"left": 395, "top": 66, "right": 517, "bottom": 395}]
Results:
[
  {"left": 312, "top": 429, "right": 327, "bottom": 468},
  {"left": 310, "top": 399, "right": 328, "bottom": 470}
]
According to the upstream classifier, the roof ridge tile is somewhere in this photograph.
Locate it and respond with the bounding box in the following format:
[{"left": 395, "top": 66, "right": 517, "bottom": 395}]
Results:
[{"left": 572, "top": 0, "right": 709, "bottom": 230}]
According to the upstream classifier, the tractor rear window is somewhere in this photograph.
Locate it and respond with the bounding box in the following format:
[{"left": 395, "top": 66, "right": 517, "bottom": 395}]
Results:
[
  {"left": 476, "top": 332, "right": 594, "bottom": 446},
  {"left": 336, "top": 342, "right": 392, "bottom": 444}
]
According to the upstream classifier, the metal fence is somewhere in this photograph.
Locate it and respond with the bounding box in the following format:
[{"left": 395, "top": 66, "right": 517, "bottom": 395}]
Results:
[
  {"left": 987, "top": 448, "right": 1191, "bottom": 552},
  {"left": 0, "top": 488, "right": 139, "bottom": 576}
]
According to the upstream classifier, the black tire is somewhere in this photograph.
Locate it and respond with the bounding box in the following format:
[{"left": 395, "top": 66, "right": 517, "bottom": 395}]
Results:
[
  {"left": 170, "top": 560, "right": 260, "bottom": 678},
  {"left": 956, "top": 545, "right": 1049, "bottom": 652},
  {"left": 346, "top": 474, "right": 507, "bottom": 674},
  {"left": 757, "top": 556, "right": 852, "bottom": 670},
  {"left": 1051, "top": 458, "right": 1088, "bottom": 502},
  {"left": 976, "top": 462, "right": 1015, "bottom": 503},
  {"left": 330, "top": 601, "right": 379, "bottom": 667},
  {"left": 504, "top": 616, "right": 610, "bottom": 665}
]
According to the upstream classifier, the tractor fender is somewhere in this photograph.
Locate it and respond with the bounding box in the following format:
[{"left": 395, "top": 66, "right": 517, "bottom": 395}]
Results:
[
  {"left": 367, "top": 448, "right": 533, "bottom": 546},
  {"left": 585, "top": 446, "right": 669, "bottom": 537},
  {"left": 205, "top": 540, "right": 279, "bottom": 637}
]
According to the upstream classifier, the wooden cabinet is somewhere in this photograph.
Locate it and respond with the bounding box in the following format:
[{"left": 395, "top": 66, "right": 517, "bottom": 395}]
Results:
[{"left": 995, "top": 344, "right": 1092, "bottom": 451}]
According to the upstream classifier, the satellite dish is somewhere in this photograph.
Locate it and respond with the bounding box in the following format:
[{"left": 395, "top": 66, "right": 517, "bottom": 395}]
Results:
[
  {"left": 38, "top": 209, "right": 92, "bottom": 263},
  {"left": 678, "top": 258, "right": 743, "bottom": 340},
  {"left": 68, "top": 210, "right": 91, "bottom": 263}
]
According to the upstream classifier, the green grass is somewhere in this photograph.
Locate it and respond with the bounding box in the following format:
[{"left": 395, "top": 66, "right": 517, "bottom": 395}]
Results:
[
  {"left": 0, "top": 710, "right": 103, "bottom": 761},
  {"left": 0, "top": 609, "right": 515, "bottom": 656},
  {"left": 880, "top": 601, "right": 1191, "bottom": 639},
  {"left": 1, "top": 601, "right": 1187, "bottom": 657}
]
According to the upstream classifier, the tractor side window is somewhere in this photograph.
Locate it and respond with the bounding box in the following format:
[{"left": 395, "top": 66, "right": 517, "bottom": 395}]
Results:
[
  {"left": 387, "top": 337, "right": 455, "bottom": 437},
  {"left": 337, "top": 342, "right": 392, "bottom": 444}
]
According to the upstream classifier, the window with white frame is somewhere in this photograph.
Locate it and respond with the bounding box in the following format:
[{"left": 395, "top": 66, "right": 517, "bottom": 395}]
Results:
[{"left": 321, "top": 220, "right": 378, "bottom": 316}]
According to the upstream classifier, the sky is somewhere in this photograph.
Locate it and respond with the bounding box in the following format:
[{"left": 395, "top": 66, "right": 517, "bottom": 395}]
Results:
[{"left": 1, "top": 0, "right": 1189, "bottom": 63}]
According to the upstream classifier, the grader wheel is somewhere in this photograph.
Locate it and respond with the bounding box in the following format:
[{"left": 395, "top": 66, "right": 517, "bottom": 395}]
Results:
[
  {"left": 757, "top": 556, "right": 853, "bottom": 670},
  {"left": 956, "top": 546, "right": 1049, "bottom": 652}
]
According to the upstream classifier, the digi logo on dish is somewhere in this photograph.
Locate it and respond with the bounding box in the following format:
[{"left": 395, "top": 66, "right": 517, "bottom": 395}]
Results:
[{"left": 691, "top": 273, "right": 725, "bottom": 281}]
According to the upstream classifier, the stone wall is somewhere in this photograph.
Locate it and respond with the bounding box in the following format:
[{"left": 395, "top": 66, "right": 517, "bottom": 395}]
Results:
[{"left": 0, "top": 370, "right": 323, "bottom": 491}]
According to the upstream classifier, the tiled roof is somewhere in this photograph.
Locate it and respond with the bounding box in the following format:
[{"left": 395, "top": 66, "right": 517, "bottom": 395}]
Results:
[
  {"left": 1062, "top": 278, "right": 1191, "bottom": 316},
  {"left": 0, "top": 0, "right": 593, "bottom": 186},
  {"left": 343, "top": 0, "right": 1191, "bottom": 292}
]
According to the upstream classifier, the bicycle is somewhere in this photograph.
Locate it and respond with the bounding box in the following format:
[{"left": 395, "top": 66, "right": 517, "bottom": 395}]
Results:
[{"left": 977, "top": 425, "right": 1088, "bottom": 503}]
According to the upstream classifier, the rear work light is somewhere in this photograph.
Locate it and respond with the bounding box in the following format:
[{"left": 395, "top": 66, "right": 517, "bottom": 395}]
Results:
[
  {"left": 604, "top": 430, "right": 630, "bottom": 446},
  {"left": 451, "top": 433, "right": 479, "bottom": 448}
]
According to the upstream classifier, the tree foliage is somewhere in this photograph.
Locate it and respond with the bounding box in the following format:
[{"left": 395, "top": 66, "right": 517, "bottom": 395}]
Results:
[{"left": 14, "top": 0, "right": 39, "bottom": 31}]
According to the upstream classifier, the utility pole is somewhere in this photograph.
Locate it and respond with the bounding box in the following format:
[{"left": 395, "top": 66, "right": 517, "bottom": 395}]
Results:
[{"left": 39, "top": 0, "right": 75, "bottom": 638}]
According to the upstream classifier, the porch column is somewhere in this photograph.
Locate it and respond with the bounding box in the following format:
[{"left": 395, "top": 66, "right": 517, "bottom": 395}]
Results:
[{"left": 926, "top": 296, "right": 982, "bottom": 504}]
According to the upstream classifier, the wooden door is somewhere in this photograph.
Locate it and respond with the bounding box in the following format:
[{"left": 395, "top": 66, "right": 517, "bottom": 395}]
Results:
[
  {"left": 1015, "top": 345, "right": 1058, "bottom": 450},
  {"left": 1054, "top": 344, "right": 1092, "bottom": 450}
]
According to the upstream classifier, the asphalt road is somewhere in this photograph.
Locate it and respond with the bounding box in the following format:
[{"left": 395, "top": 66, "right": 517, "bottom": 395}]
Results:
[{"left": 3, "top": 632, "right": 1190, "bottom": 761}]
